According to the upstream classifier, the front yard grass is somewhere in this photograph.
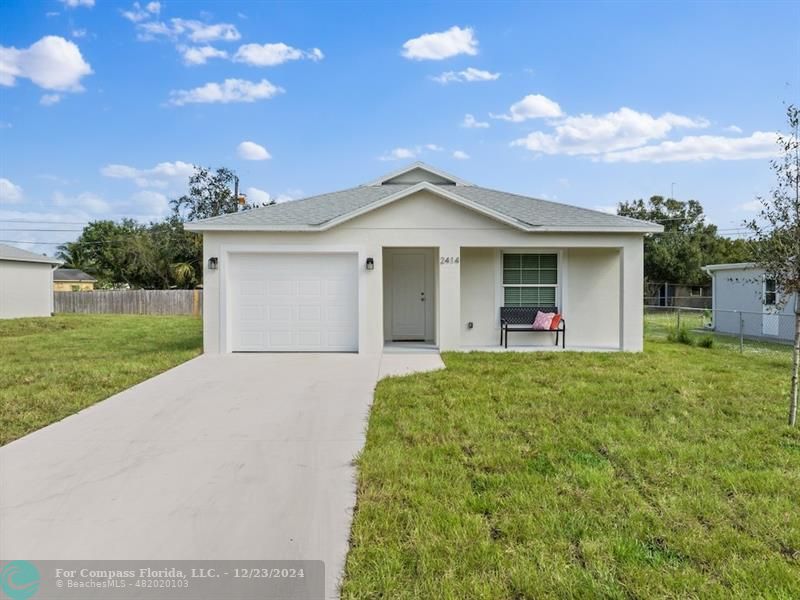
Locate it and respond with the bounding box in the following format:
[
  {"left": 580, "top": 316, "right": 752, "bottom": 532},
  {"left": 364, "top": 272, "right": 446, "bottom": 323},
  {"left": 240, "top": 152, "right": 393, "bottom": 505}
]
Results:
[
  {"left": 0, "top": 314, "right": 202, "bottom": 445},
  {"left": 342, "top": 339, "right": 800, "bottom": 598}
]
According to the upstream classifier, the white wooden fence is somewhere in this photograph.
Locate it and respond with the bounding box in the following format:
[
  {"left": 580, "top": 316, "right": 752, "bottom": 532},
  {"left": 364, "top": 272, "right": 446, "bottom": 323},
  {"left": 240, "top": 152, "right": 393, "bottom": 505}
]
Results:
[{"left": 54, "top": 290, "right": 202, "bottom": 316}]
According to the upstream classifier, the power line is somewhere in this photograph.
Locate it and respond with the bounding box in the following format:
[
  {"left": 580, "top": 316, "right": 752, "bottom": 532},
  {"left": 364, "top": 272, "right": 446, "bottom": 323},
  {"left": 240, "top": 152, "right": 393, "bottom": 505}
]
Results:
[
  {"left": 0, "top": 228, "right": 83, "bottom": 232},
  {"left": 0, "top": 218, "right": 90, "bottom": 225}
]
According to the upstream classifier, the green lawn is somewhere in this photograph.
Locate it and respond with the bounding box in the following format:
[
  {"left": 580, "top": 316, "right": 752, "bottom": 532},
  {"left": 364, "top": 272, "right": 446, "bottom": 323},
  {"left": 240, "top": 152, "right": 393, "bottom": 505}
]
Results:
[
  {"left": 0, "top": 314, "right": 202, "bottom": 445},
  {"left": 342, "top": 340, "right": 800, "bottom": 598}
]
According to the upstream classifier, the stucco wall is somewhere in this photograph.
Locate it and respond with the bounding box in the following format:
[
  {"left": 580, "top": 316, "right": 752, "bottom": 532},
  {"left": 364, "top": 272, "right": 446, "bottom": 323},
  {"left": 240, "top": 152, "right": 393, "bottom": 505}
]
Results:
[
  {"left": 458, "top": 247, "right": 622, "bottom": 348},
  {"left": 565, "top": 248, "right": 621, "bottom": 348},
  {"left": 0, "top": 260, "right": 54, "bottom": 319},
  {"left": 53, "top": 281, "right": 94, "bottom": 292},
  {"left": 712, "top": 267, "right": 797, "bottom": 341},
  {"left": 200, "top": 190, "right": 645, "bottom": 354}
]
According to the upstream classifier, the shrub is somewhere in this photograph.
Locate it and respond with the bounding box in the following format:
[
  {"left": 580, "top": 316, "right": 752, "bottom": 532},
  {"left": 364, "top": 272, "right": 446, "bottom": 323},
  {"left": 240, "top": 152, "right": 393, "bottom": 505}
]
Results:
[
  {"left": 697, "top": 335, "right": 715, "bottom": 348},
  {"left": 667, "top": 323, "right": 694, "bottom": 346}
]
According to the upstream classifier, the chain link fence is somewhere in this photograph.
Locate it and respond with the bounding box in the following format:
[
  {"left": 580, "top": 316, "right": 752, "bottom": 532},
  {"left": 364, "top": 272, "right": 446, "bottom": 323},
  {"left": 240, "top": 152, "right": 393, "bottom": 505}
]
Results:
[{"left": 645, "top": 306, "right": 795, "bottom": 356}]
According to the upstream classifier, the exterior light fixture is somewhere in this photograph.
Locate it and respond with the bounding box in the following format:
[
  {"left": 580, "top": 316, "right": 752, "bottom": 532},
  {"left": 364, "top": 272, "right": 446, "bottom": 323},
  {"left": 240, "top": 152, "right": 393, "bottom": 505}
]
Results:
[
  {"left": 366, "top": 257, "right": 374, "bottom": 271},
  {"left": 208, "top": 257, "right": 218, "bottom": 270}
]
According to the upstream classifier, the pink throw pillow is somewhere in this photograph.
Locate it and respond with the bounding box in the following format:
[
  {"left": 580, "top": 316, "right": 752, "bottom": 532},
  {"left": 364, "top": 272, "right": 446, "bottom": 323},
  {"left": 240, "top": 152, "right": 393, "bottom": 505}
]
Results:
[{"left": 533, "top": 312, "right": 555, "bottom": 330}]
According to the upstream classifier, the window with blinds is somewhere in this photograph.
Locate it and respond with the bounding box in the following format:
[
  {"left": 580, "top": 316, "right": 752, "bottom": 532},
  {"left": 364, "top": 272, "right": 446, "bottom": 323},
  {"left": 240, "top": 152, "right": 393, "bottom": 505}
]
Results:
[{"left": 502, "top": 253, "right": 558, "bottom": 306}]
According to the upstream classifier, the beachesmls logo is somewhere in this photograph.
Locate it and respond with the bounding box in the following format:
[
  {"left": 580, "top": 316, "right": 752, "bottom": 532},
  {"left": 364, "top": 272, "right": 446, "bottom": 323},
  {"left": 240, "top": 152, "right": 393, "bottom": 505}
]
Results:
[{"left": 0, "top": 561, "right": 40, "bottom": 600}]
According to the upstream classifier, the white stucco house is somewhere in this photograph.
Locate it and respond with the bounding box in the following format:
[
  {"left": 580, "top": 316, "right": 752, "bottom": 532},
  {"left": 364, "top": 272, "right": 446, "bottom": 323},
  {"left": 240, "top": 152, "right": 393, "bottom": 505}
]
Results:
[
  {"left": 186, "top": 163, "right": 662, "bottom": 354},
  {"left": 0, "top": 243, "right": 62, "bottom": 319}
]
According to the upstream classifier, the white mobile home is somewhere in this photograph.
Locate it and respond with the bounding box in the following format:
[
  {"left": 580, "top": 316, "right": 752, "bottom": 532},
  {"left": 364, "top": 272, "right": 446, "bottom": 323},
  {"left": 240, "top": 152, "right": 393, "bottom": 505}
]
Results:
[{"left": 704, "top": 262, "right": 797, "bottom": 342}]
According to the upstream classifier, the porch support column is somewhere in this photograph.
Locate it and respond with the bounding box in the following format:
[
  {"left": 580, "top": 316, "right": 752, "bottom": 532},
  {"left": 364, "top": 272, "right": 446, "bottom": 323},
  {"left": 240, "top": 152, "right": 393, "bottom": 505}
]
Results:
[
  {"left": 619, "top": 239, "right": 644, "bottom": 351},
  {"left": 438, "top": 244, "right": 461, "bottom": 350}
]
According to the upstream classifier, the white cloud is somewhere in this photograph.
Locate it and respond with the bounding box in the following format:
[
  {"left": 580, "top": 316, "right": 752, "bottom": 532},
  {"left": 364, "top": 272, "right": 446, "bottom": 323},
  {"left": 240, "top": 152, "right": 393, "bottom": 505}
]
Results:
[
  {"left": 600, "top": 131, "right": 779, "bottom": 163},
  {"left": 491, "top": 94, "right": 563, "bottom": 122},
  {"left": 40, "top": 93, "right": 61, "bottom": 106},
  {"left": 179, "top": 45, "right": 228, "bottom": 65},
  {"left": 53, "top": 190, "right": 109, "bottom": 214},
  {"left": 274, "top": 190, "right": 300, "bottom": 203},
  {"left": 245, "top": 187, "right": 271, "bottom": 205},
  {"left": 379, "top": 147, "right": 417, "bottom": 161},
  {"left": 379, "top": 144, "right": 444, "bottom": 161},
  {"left": 149, "top": 161, "right": 195, "bottom": 178},
  {"left": 0, "top": 178, "right": 23, "bottom": 204},
  {"left": 122, "top": 1, "right": 160, "bottom": 22},
  {"left": 71, "top": 28, "right": 87, "bottom": 38},
  {"left": 511, "top": 107, "right": 711, "bottom": 156},
  {"left": 233, "top": 43, "right": 324, "bottom": 66},
  {"left": 168, "top": 78, "right": 283, "bottom": 106},
  {"left": 176, "top": 19, "right": 240, "bottom": 43},
  {"left": 432, "top": 67, "right": 499, "bottom": 84},
  {"left": 0, "top": 36, "right": 92, "bottom": 91},
  {"left": 461, "top": 113, "right": 489, "bottom": 129},
  {"left": 725, "top": 125, "right": 743, "bottom": 133},
  {"left": 237, "top": 141, "right": 271, "bottom": 161},
  {"left": 130, "top": 189, "right": 170, "bottom": 216},
  {"left": 738, "top": 199, "right": 762, "bottom": 212},
  {"left": 452, "top": 150, "right": 470, "bottom": 160},
  {"left": 59, "top": 0, "right": 94, "bottom": 7},
  {"left": 137, "top": 18, "right": 241, "bottom": 42},
  {"left": 101, "top": 160, "right": 195, "bottom": 188},
  {"left": 402, "top": 26, "right": 477, "bottom": 60}
]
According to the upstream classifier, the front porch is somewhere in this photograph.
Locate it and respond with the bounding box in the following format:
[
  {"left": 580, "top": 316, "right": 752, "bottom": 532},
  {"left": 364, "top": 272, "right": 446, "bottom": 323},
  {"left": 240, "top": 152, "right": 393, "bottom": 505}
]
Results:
[{"left": 380, "top": 245, "right": 636, "bottom": 352}]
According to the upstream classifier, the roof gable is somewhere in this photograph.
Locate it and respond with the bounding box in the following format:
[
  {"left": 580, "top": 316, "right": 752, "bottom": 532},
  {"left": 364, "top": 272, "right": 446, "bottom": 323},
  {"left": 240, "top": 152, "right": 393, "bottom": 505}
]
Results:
[
  {"left": 365, "top": 162, "right": 472, "bottom": 187},
  {"left": 323, "top": 182, "right": 529, "bottom": 231}
]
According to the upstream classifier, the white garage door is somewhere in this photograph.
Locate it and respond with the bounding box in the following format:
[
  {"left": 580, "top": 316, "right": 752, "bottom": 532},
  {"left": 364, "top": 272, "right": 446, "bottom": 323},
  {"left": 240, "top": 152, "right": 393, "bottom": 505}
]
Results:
[{"left": 229, "top": 253, "right": 358, "bottom": 352}]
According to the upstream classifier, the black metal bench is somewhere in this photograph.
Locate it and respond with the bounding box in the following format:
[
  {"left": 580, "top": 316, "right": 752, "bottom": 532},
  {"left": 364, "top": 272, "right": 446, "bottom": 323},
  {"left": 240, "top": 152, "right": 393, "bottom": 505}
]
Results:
[{"left": 500, "top": 306, "right": 566, "bottom": 348}]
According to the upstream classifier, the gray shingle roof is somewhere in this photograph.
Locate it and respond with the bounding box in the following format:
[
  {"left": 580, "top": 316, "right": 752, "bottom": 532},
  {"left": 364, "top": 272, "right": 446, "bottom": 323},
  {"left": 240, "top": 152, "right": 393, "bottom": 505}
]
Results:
[
  {"left": 54, "top": 268, "right": 96, "bottom": 281},
  {"left": 185, "top": 163, "right": 661, "bottom": 233},
  {"left": 189, "top": 184, "right": 408, "bottom": 229},
  {"left": 0, "top": 243, "right": 62, "bottom": 265}
]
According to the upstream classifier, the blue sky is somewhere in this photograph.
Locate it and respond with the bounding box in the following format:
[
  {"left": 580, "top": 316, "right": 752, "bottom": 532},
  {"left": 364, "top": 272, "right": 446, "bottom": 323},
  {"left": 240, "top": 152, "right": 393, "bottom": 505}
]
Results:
[{"left": 1, "top": 0, "right": 798, "bottom": 252}]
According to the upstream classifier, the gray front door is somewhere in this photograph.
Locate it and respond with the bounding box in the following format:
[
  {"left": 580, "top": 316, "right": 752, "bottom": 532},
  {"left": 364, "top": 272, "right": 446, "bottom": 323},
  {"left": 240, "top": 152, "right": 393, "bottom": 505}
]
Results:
[{"left": 391, "top": 252, "right": 427, "bottom": 340}]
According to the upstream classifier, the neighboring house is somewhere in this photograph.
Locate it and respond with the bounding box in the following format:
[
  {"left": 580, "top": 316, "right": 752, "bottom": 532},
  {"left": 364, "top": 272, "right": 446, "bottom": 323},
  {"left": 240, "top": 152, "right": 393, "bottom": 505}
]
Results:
[
  {"left": 646, "top": 282, "right": 712, "bottom": 309},
  {"left": 53, "top": 268, "right": 97, "bottom": 291},
  {"left": 0, "top": 243, "right": 63, "bottom": 319},
  {"left": 704, "top": 262, "right": 797, "bottom": 342},
  {"left": 185, "top": 163, "right": 662, "bottom": 354}
]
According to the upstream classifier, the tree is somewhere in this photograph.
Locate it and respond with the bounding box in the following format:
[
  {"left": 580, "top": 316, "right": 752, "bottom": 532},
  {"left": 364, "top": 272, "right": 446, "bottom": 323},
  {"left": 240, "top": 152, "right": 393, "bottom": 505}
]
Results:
[
  {"left": 745, "top": 104, "right": 800, "bottom": 426},
  {"left": 58, "top": 165, "right": 267, "bottom": 289},
  {"left": 170, "top": 165, "right": 273, "bottom": 222},
  {"left": 171, "top": 166, "right": 239, "bottom": 221},
  {"left": 618, "top": 196, "right": 752, "bottom": 287},
  {"left": 57, "top": 218, "right": 202, "bottom": 289}
]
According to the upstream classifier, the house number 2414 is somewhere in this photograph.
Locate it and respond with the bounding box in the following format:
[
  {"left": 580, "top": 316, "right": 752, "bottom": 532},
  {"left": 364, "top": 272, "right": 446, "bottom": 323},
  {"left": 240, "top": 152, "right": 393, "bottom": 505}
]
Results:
[{"left": 440, "top": 256, "right": 460, "bottom": 264}]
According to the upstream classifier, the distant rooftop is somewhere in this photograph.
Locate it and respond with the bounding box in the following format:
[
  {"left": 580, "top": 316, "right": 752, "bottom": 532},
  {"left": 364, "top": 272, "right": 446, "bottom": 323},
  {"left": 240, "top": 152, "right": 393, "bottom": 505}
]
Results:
[{"left": 54, "top": 268, "right": 97, "bottom": 282}]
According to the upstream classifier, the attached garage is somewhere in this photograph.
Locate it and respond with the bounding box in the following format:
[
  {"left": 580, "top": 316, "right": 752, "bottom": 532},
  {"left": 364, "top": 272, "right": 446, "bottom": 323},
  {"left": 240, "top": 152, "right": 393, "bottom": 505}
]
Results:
[{"left": 228, "top": 253, "right": 359, "bottom": 352}]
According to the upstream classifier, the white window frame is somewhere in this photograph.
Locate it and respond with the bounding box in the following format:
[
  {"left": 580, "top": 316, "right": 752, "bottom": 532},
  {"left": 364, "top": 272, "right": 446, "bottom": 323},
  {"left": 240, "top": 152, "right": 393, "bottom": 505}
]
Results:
[
  {"left": 764, "top": 277, "right": 778, "bottom": 306},
  {"left": 499, "top": 251, "right": 562, "bottom": 308}
]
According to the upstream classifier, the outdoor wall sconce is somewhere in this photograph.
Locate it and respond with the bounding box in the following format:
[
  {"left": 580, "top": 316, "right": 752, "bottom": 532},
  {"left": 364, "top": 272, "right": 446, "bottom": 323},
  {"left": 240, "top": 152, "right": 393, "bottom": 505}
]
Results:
[
  {"left": 208, "top": 257, "right": 218, "bottom": 270},
  {"left": 366, "top": 257, "right": 374, "bottom": 271}
]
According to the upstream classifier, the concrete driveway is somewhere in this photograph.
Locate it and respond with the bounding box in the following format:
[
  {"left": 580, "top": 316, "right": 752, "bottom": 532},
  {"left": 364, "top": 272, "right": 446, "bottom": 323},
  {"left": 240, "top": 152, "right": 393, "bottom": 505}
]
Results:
[{"left": 0, "top": 352, "right": 445, "bottom": 598}]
